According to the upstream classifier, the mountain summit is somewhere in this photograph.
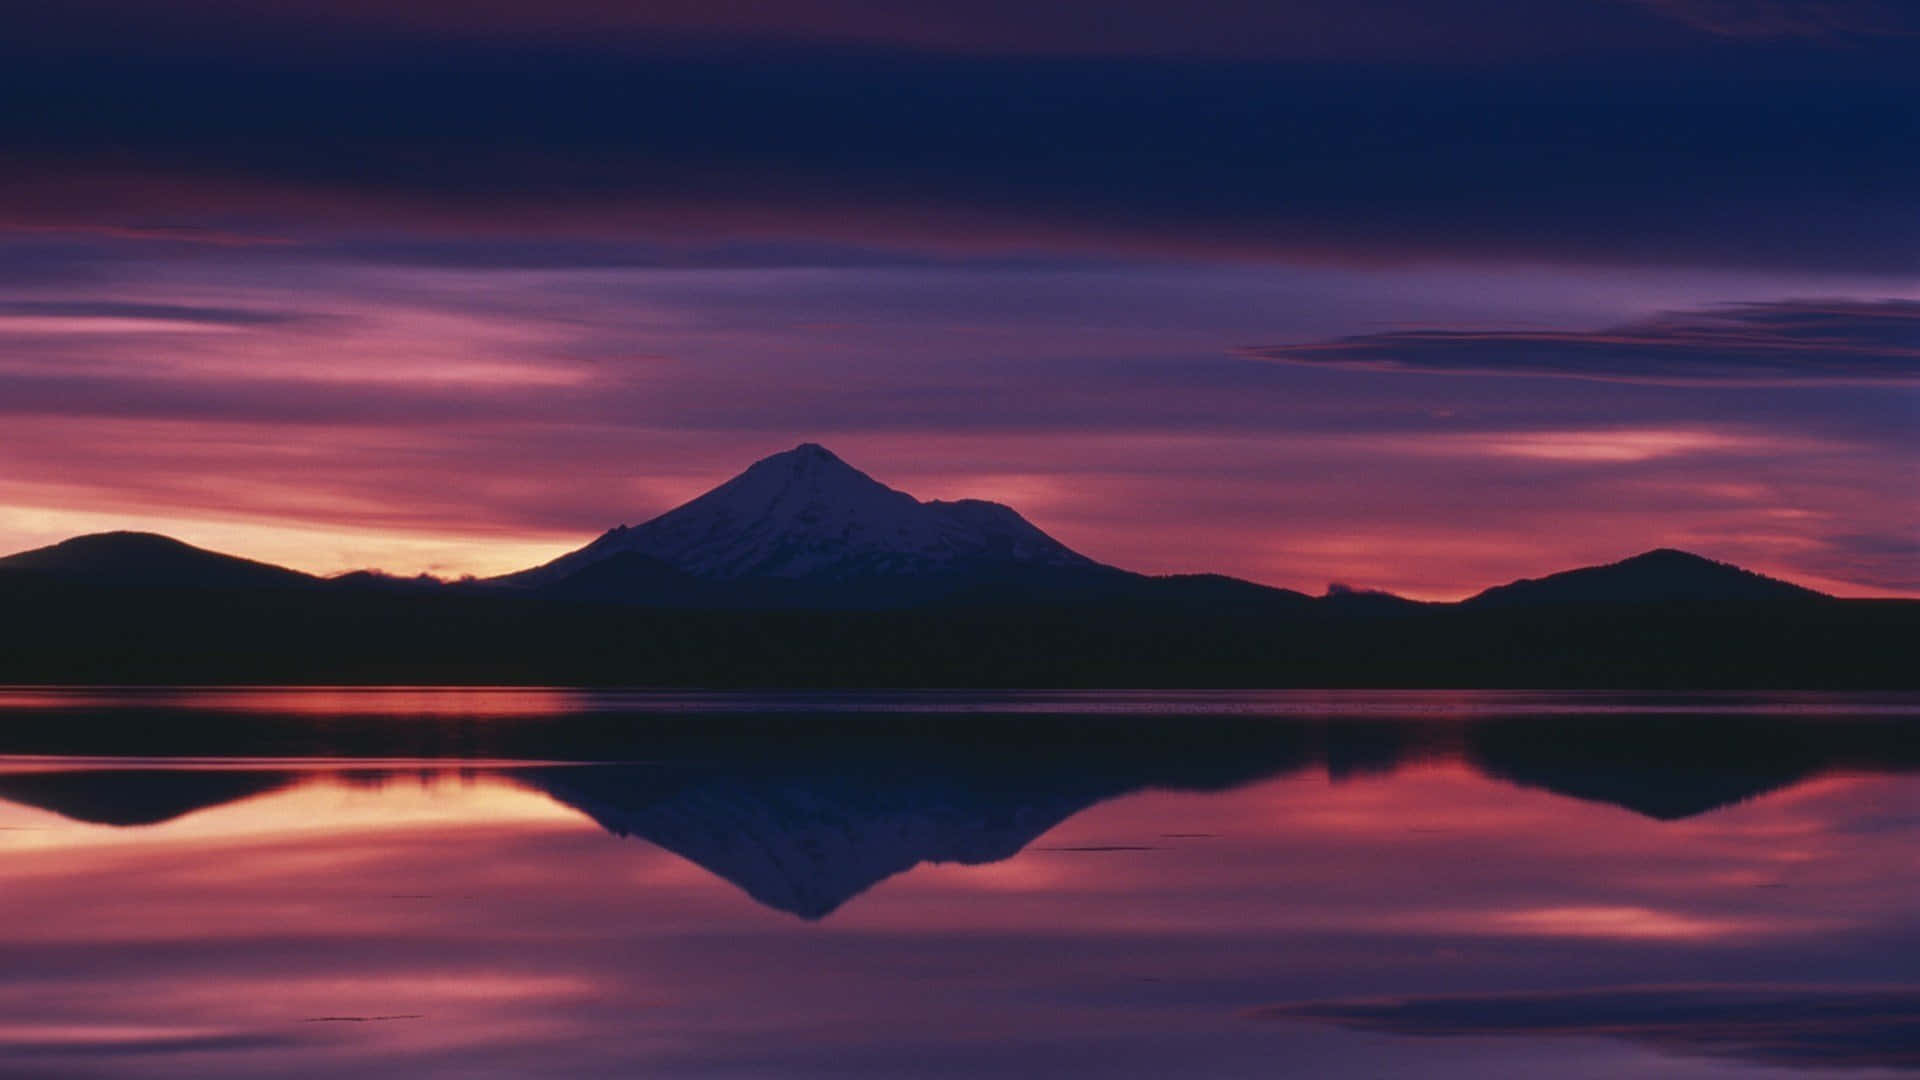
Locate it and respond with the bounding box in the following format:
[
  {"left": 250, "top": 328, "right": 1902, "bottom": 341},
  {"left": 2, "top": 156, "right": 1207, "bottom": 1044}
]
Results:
[{"left": 498, "top": 444, "right": 1107, "bottom": 595}]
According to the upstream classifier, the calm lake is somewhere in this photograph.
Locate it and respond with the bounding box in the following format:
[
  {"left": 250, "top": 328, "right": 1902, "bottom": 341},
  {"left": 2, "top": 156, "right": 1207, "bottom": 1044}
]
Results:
[{"left": 1, "top": 689, "right": 1914, "bottom": 1078}]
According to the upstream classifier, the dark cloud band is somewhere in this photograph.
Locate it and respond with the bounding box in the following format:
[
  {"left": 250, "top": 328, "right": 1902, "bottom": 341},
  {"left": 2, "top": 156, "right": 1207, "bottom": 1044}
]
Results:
[
  {"left": 0, "top": 301, "right": 303, "bottom": 327},
  {"left": 1244, "top": 300, "right": 1920, "bottom": 385},
  {"left": 1, "top": 39, "right": 1915, "bottom": 275}
]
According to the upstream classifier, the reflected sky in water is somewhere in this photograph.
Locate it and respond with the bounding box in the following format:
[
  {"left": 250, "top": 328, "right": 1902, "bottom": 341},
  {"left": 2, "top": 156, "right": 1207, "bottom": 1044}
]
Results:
[{"left": 0, "top": 691, "right": 1914, "bottom": 1078}]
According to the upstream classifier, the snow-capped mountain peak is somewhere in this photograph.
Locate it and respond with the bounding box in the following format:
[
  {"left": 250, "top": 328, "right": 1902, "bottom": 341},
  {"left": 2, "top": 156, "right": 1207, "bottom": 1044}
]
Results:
[{"left": 498, "top": 443, "right": 1103, "bottom": 588}]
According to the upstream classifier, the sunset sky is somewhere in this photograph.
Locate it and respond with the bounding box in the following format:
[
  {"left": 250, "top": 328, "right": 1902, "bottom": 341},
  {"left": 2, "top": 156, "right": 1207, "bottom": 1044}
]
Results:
[{"left": 4, "top": 0, "right": 1915, "bottom": 598}]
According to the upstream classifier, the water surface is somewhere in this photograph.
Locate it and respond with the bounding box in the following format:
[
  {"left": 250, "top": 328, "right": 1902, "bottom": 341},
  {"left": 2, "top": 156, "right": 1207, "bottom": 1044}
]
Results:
[{"left": 1, "top": 690, "right": 1914, "bottom": 1077}]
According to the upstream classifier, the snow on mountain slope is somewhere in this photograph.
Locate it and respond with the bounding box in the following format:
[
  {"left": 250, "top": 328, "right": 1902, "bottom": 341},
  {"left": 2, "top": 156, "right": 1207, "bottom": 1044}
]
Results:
[{"left": 498, "top": 443, "right": 1106, "bottom": 588}]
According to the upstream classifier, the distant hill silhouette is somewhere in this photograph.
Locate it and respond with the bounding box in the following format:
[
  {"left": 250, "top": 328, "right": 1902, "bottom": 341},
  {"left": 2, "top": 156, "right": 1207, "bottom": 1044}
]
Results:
[
  {"left": 1463, "top": 548, "right": 1825, "bottom": 609},
  {"left": 0, "top": 532, "right": 317, "bottom": 590},
  {"left": 0, "top": 444, "right": 1912, "bottom": 687}
]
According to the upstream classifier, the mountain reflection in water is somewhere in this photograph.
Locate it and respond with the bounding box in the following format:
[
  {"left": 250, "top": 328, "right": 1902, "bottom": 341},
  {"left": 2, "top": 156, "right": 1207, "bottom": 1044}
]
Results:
[
  {"left": 2, "top": 702, "right": 1914, "bottom": 919},
  {"left": 0, "top": 691, "right": 1914, "bottom": 1078}
]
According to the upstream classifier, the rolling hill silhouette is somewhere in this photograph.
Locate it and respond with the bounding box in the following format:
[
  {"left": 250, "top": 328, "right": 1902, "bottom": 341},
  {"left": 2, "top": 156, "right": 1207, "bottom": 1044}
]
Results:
[
  {"left": 1463, "top": 548, "right": 1825, "bottom": 610},
  {"left": 0, "top": 532, "right": 318, "bottom": 591}
]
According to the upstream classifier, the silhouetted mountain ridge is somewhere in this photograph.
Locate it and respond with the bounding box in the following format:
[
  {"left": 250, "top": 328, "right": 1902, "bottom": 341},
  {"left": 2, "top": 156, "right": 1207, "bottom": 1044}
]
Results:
[
  {"left": 0, "top": 445, "right": 1851, "bottom": 616},
  {"left": 1, "top": 445, "right": 1909, "bottom": 687}
]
